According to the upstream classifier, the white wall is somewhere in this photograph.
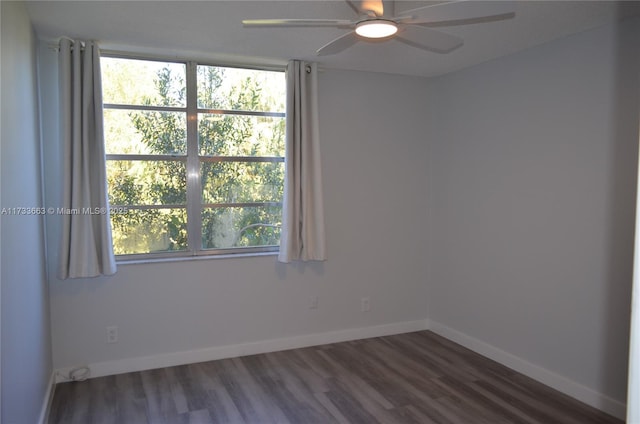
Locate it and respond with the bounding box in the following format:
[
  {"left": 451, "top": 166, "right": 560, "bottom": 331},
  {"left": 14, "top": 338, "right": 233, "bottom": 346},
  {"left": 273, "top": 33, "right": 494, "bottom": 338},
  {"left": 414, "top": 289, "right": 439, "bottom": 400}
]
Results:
[
  {"left": 39, "top": 59, "right": 432, "bottom": 372},
  {"left": 427, "top": 16, "right": 640, "bottom": 413},
  {"left": 1, "top": 2, "right": 53, "bottom": 423}
]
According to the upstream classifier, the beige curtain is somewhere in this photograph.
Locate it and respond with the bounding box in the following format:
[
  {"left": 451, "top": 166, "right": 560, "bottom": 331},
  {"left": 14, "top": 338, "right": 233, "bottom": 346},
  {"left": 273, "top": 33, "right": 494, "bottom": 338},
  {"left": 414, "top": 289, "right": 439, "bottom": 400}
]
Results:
[
  {"left": 278, "top": 60, "right": 327, "bottom": 262},
  {"left": 58, "top": 39, "right": 116, "bottom": 278}
]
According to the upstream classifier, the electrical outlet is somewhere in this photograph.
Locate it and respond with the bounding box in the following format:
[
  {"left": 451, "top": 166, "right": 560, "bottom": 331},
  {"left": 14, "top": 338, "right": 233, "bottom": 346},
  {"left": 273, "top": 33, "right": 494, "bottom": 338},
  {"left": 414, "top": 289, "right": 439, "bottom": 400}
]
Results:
[
  {"left": 309, "top": 296, "right": 319, "bottom": 309},
  {"left": 361, "top": 297, "right": 370, "bottom": 312},
  {"left": 106, "top": 326, "right": 118, "bottom": 344}
]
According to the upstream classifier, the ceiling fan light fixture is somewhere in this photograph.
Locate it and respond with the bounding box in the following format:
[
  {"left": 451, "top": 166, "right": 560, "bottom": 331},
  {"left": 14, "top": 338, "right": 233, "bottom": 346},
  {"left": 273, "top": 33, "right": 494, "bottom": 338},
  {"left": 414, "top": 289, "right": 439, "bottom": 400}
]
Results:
[{"left": 355, "top": 20, "right": 398, "bottom": 39}]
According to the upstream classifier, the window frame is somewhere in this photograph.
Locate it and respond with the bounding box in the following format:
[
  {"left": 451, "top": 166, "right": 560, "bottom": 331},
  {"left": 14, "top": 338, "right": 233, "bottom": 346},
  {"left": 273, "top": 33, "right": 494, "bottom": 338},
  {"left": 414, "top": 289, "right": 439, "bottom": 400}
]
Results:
[{"left": 101, "top": 53, "right": 286, "bottom": 261}]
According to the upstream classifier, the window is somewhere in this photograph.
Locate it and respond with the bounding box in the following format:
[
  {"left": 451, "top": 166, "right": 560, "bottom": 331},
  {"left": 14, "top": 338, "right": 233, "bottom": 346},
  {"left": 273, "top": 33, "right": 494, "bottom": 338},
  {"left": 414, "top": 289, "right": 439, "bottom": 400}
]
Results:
[{"left": 101, "top": 56, "right": 286, "bottom": 259}]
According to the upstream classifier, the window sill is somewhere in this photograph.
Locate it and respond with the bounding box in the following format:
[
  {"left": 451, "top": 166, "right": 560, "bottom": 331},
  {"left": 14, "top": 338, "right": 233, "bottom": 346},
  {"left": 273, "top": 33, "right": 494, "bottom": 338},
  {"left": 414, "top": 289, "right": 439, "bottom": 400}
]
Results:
[{"left": 116, "top": 251, "right": 278, "bottom": 266}]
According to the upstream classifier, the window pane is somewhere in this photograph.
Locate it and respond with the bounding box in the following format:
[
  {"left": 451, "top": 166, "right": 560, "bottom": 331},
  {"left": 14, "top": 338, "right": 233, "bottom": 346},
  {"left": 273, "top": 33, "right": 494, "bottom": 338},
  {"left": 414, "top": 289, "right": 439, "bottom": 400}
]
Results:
[
  {"left": 201, "top": 162, "right": 283, "bottom": 204},
  {"left": 201, "top": 205, "right": 282, "bottom": 249},
  {"left": 107, "top": 160, "right": 186, "bottom": 206},
  {"left": 197, "top": 65, "right": 285, "bottom": 112},
  {"left": 111, "top": 208, "right": 187, "bottom": 255},
  {"left": 102, "top": 57, "right": 186, "bottom": 107},
  {"left": 104, "top": 109, "right": 187, "bottom": 155},
  {"left": 102, "top": 57, "right": 287, "bottom": 258},
  {"left": 198, "top": 114, "right": 284, "bottom": 156}
]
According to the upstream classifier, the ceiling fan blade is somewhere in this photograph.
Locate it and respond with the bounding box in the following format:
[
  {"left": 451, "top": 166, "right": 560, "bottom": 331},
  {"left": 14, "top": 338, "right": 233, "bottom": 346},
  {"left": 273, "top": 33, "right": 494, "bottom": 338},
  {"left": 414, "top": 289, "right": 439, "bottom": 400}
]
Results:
[
  {"left": 396, "top": 25, "right": 463, "bottom": 53},
  {"left": 242, "top": 19, "right": 354, "bottom": 28},
  {"left": 317, "top": 31, "right": 360, "bottom": 56},
  {"left": 398, "top": 1, "right": 516, "bottom": 26}
]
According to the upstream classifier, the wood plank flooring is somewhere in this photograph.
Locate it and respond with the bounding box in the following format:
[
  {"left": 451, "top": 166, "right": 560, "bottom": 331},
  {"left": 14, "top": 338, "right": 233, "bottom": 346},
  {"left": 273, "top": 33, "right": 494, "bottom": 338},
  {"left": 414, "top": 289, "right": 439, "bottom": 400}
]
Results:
[{"left": 48, "top": 331, "right": 623, "bottom": 424}]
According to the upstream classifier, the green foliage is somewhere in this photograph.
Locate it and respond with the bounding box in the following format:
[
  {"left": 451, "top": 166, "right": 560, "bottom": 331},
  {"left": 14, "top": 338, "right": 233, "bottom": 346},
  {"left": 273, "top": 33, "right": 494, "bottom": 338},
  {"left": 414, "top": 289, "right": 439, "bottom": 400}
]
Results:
[
  {"left": 105, "top": 61, "right": 285, "bottom": 255},
  {"left": 196, "top": 66, "right": 285, "bottom": 250}
]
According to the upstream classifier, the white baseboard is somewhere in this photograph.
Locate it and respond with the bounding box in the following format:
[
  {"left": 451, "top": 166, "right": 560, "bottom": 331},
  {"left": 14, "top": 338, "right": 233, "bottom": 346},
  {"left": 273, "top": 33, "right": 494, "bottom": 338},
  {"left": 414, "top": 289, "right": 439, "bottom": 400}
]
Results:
[
  {"left": 427, "top": 320, "right": 627, "bottom": 420},
  {"left": 55, "top": 319, "right": 429, "bottom": 383},
  {"left": 38, "top": 371, "right": 56, "bottom": 424}
]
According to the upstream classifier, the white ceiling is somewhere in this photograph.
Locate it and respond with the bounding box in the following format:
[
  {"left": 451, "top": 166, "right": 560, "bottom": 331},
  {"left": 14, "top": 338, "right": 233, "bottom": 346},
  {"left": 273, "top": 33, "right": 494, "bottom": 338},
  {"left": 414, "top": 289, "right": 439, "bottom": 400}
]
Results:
[{"left": 25, "top": 0, "right": 640, "bottom": 77}]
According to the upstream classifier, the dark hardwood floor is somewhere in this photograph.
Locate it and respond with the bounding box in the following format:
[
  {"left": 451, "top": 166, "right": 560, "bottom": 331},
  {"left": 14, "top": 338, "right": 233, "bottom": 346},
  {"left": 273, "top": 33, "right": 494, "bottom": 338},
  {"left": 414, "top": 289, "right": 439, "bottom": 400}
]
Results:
[{"left": 48, "top": 330, "right": 623, "bottom": 424}]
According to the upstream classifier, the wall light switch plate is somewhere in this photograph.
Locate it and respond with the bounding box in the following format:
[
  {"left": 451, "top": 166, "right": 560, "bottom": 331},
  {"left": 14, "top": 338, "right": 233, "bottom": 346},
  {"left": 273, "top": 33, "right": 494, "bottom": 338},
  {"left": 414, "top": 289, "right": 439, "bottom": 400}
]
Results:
[
  {"left": 106, "top": 326, "right": 118, "bottom": 344},
  {"left": 309, "top": 296, "right": 319, "bottom": 309},
  {"left": 361, "top": 297, "right": 370, "bottom": 312}
]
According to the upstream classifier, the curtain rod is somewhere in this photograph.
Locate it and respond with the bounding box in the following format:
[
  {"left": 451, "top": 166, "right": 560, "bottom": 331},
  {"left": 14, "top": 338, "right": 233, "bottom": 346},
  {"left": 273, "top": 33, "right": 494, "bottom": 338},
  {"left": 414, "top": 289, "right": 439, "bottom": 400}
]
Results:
[
  {"left": 46, "top": 36, "right": 85, "bottom": 52},
  {"left": 43, "top": 38, "right": 324, "bottom": 73}
]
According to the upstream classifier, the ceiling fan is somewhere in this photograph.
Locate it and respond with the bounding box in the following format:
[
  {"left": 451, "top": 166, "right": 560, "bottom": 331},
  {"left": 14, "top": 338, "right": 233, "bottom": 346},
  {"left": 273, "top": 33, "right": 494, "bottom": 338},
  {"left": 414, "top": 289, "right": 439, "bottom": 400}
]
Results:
[{"left": 242, "top": 0, "right": 516, "bottom": 56}]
